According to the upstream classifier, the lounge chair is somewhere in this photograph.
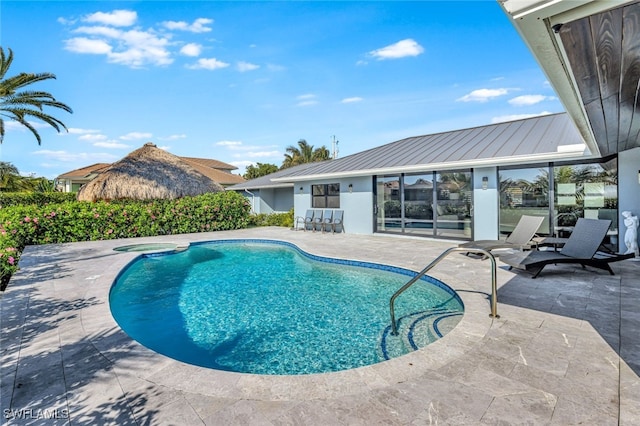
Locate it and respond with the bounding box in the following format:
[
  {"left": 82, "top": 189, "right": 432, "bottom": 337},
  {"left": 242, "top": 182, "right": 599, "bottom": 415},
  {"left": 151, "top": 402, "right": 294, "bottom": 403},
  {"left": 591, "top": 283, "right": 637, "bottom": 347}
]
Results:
[
  {"left": 321, "top": 209, "right": 333, "bottom": 233},
  {"left": 459, "top": 215, "right": 545, "bottom": 254},
  {"left": 331, "top": 210, "right": 344, "bottom": 233},
  {"left": 499, "top": 218, "right": 634, "bottom": 278}
]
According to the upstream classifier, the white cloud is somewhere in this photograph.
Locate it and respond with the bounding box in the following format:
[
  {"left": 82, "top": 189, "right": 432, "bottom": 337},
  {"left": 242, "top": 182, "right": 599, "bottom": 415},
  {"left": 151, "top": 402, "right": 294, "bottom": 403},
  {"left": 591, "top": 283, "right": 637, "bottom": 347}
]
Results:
[
  {"left": 162, "top": 18, "right": 213, "bottom": 33},
  {"left": 216, "top": 140, "right": 243, "bottom": 147},
  {"left": 4, "top": 121, "right": 48, "bottom": 131},
  {"left": 231, "top": 160, "right": 254, "bottom": 168},
  {"left": 180, "top": 43, "right": 202, "bottom": 57},
  {"left": 457, "top": 88, "right": 509, "bottom": 103},
  {"left": 66, "top": 128, "right": 101, "bottom": 135},
  {"left": 158, "top": 134, "right": 187, "bottom": 141},
  {"left": 74, "top": 25, "right": 122, "bottom": 38},
  {"left": 356, "top": 60, "right": 368, "bottom": 66},
  {"left": 93, "top": 141, "right": 131, "bottom": 149},
  {"left": 491, "top": 111, "right": 553, "bottom": 123},
  {"left": 233, "top": 150, "right": 281, "bottom": 158},
  {"left": 119, "top": 132, "right": 153, "bottom": 140},
  {"left": 64, "top": 27, "right": 173, "bottom": 67},
  {"left": 64, "top": 37, "right": 112, "bottom": 55},
  {"left": 296, "top": 94, "right": 317, "bottom": 106},
  {"left": 186, "top": 58, "right": 230, "bottom": 70},
  {"left": 110, "top": 30, "right": 173, "bottom": 67},
  {"left": 266, "top": 63, "right": 286, "bottom": 72},
  {"left": 341, "top": 97, "right": 363, "bottom": 104},
  {"left": 57, "top": 17, "right": 76, "bottom": 26},
  {"left": 237, "top": 61, "right": 259, "bottom": 72},
  {"left": 84, "top": 10, "right": 137, "bottom": 27},
  {"left": 369, "top": 39, "right": 424, "bottom": 60},
  {"left": 32, "top": 150, "right": 119, "bottom": 163},
  {"left": 217, "top": 141, "right": 279, "bottom": 156},
  {"left": 78, "top": 133, "right": 108, "bottom": 142},
  {"left": 508, "top": 94, "right": 556, "bottom": 106},
  {"left": 63, "top": 11, "right": 176, "bottom": 68}
]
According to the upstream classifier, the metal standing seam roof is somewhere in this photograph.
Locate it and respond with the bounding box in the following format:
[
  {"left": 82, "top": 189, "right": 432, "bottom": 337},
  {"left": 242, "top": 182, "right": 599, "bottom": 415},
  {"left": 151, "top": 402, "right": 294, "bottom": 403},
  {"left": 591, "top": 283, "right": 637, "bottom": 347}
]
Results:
[{"left": 268, "top": 113, "right": 589, "bottom": 183}]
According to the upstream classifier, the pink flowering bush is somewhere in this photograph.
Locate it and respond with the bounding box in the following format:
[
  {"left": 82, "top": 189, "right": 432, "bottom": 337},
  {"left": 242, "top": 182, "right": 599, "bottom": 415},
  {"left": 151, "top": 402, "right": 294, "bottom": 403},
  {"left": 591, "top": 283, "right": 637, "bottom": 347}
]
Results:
[{"left": 0, "top": 191, "right": 250, "bottom": 289}]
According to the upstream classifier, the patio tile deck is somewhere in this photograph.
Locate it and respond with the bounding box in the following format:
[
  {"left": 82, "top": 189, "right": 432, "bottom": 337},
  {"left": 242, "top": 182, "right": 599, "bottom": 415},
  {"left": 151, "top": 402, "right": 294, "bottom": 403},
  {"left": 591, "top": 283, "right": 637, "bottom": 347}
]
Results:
[{"left": 1, "top": 227, "right": 638, "bottom": 425}]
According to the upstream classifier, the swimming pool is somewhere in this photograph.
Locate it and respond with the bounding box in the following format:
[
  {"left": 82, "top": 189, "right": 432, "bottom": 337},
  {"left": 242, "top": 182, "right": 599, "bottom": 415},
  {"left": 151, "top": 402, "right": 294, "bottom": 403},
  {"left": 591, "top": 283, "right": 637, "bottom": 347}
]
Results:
[{"left": 110, "top": 240, "right": 464, "bottom": 375}]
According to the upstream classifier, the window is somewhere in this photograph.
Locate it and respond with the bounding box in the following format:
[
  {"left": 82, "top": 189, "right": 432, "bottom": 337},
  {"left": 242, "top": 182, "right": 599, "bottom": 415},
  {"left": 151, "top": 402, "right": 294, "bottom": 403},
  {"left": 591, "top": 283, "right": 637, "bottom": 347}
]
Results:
[
  {"left": 499, "top": 167, "right": 550, "bottom": 236},
  {"left": 498, "top": 156, "right": 617, "bottom": 247},
  {"left": 312, "top": 183, "right": 340, "bottom": 208}
]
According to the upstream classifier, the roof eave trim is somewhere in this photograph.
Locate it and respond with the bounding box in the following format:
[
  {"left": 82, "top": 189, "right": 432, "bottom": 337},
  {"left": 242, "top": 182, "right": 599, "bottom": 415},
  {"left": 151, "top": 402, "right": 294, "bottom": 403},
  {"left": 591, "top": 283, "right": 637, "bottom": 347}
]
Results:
[{"left": 230, "top": 183, "right": 294, "bottom": 190}]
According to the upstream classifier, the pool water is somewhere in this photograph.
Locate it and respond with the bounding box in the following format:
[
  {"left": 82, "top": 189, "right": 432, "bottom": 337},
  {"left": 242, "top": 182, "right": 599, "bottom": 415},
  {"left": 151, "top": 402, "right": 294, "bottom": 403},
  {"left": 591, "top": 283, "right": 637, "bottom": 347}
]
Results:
[{"left": 110, "top": 240, "right": 463, "bottom": 375}]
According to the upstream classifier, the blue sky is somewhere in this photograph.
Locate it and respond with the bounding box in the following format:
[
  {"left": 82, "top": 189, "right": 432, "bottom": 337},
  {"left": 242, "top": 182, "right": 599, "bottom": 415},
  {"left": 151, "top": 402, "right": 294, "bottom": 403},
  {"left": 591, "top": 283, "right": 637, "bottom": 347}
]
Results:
[{"left": 1, "top": 1, "right": 563, "bottom": 179}]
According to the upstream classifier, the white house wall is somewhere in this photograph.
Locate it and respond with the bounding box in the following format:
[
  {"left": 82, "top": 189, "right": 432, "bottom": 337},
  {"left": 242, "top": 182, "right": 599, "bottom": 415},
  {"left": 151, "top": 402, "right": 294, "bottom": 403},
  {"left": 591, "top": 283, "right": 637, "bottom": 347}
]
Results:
[{"left": 294, "top": 176, "right": 373, "bottom": 234}]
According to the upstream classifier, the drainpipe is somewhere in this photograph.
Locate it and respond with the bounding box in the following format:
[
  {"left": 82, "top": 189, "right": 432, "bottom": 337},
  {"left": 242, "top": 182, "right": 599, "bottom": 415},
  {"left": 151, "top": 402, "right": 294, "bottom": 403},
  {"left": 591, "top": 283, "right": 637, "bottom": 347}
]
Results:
[{"left": 244, "top": 189, "right": 256, "bottom": 213}]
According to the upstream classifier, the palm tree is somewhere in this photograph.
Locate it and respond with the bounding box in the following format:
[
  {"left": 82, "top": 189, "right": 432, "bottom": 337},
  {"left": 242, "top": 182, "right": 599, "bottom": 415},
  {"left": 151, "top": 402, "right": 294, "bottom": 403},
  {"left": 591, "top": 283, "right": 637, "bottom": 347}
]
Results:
[
  {"left": 281, "top": 139, "right": 330, "bottom": 169},
  {"left": 0, "top": 161, "right": 31, "bottom": 191},
  {"left": 0, "top": 47, "right": 73, "bottom": 145}
]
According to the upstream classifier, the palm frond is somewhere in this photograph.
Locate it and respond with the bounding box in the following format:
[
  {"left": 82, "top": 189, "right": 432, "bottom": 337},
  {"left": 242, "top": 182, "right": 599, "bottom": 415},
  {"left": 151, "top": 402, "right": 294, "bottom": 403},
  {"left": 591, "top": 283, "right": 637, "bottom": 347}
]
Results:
[{"left": 0, "top": 47, "right": 72, "bottom": 144}]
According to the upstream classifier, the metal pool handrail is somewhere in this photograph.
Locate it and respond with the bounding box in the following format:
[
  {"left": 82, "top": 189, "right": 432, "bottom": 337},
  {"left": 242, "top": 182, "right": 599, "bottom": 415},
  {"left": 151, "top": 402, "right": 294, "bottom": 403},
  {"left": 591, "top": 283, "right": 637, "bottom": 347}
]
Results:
[{"left": 389, "top": 247, "right": 500, "bottom": 336}]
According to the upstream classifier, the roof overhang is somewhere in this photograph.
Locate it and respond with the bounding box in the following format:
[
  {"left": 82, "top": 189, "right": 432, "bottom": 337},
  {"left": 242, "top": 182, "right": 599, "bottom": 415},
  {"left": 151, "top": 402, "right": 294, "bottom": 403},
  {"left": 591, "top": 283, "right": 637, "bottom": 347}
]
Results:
[{"left": 498, "top": 0, "right": 640, "bottom": 157}]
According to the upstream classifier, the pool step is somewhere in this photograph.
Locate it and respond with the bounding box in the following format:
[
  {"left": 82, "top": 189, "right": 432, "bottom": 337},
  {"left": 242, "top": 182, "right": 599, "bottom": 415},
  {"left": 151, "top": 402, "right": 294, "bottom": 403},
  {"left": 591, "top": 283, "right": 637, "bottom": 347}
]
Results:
[{"left": 379, "top": 308, "right": 463, "bottom": 360}]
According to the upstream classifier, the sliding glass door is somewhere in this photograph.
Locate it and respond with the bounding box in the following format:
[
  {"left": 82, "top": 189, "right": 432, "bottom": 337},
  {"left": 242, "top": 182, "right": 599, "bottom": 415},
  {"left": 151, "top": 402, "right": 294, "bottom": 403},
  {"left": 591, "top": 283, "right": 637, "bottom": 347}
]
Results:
[{"left": 374, "top": 170, "right": 472, "bottom": 239}]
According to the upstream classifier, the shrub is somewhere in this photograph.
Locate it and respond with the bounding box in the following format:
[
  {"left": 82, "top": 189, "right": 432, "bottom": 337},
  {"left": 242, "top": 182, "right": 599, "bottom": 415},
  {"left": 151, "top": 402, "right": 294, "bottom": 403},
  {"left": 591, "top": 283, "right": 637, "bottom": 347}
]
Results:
[
  {"left": 0, "top": 192, "right": 76, "bottom": 206},
  {"left": 248, "top": 209, "right": 294, "bottom": 228},
  {"left": 0, "top": 191, "right": 251, "bottom": 289}
]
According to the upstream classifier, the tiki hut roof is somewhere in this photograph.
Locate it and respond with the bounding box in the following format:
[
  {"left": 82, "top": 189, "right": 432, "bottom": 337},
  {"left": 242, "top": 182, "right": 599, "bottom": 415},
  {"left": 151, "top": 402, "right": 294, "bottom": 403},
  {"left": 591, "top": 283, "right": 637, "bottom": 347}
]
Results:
[{"left": 76, "top": 143, "right": 225, "bottom": 201}]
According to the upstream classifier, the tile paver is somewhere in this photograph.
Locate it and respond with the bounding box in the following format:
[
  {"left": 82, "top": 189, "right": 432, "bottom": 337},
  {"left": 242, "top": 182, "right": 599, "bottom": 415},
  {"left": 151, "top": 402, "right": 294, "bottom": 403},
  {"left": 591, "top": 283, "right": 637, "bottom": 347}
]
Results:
[{"left": 1, "top": 227, "right": 638, "bottom": 425}]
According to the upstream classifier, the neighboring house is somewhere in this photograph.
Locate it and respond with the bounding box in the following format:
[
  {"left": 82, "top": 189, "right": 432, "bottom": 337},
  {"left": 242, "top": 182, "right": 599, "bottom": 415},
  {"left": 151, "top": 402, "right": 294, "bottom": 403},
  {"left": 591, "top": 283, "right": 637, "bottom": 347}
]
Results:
[
  {"left": 56, "top": 156, "right": 245, "bottom": 192},
  {"left": 231, "top": 112, "right": 638, "bottom": 253},
  {"left": 55, "top": 163, "right": 111, "bottom": 193}
]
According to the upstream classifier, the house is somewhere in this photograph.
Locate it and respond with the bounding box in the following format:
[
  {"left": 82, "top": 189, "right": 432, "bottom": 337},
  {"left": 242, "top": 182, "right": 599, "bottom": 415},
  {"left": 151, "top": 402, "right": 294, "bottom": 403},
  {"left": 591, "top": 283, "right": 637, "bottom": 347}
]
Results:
[
  {"left": 56, "top": 155, "right": 245, "bottom": 192},
  {"left": 231, "top": 111, "right": 636, "bottom": 252},
  {"left": 55, "top": 163, "right": 111, "bottom": 193},
  {"left": 231, "top": 0, "right": 640, "bottom": 254}
]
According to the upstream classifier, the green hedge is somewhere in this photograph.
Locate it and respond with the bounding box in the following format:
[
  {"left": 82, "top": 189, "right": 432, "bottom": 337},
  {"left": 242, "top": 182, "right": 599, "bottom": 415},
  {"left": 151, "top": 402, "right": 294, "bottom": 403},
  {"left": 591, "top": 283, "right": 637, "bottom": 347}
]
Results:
[
  {"left": 0, "top": 191, "right": 251, "bottom": 289},
  {"left": 0, "top": 192, "right": 77, "bottom": 206}
]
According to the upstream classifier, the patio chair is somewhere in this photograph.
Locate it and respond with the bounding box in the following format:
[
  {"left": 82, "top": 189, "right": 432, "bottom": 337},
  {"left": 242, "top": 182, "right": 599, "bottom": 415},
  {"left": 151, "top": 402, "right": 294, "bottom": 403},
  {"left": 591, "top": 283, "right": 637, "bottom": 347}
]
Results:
[
  {"left": 459, "top": 215, "right": 545, "bottom": 254},
  {"left": 331, "top": 210, "right": 344, "bottom": 233},
  {"left": 312, "top": 209, "right": 324, "bottom": 232},
  {"left": 320, "top": 209, "right": 333, "bottom": 233},
  {"left": 499, "top": 218, "right": 634, "bottom": 278},
  {"left": 294, "top": 209, "right": 316, "bottom": 231}
]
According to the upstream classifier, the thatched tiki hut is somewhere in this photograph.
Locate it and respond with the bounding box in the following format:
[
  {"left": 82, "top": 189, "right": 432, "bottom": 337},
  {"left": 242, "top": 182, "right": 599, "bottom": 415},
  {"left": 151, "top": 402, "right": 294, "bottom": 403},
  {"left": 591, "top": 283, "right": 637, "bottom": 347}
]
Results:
[{"left": 77, "top": 143, "right": 225, "bottom": 202}]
